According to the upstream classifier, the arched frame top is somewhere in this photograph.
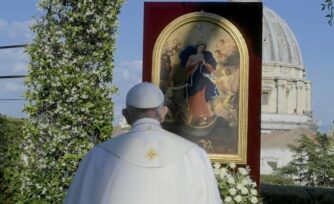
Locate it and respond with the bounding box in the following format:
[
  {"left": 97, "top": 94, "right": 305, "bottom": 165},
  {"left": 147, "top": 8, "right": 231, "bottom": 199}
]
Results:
[{"left": 151, "top": 11, "right": 249, "bottom": 164}]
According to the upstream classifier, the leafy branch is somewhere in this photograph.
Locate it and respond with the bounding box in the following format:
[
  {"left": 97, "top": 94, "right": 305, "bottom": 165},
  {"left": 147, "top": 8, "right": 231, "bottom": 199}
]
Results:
[{"left": 321, "top": 0, "right": 334, "bottom": 26}]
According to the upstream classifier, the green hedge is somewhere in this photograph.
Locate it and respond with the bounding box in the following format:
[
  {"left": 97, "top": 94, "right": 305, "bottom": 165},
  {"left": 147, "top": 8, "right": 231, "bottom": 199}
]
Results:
[
  {"left": 21, "top": 0, "right": 124, "bottom": 202},
  {"left": 0, "top": 115, "right": 25, "bottom": 203},
  {"left": 261, "top": 174, "right": 295, "bottom": 186},
  {"left": 260, "top": 184, "right": 334, "bottom": 204}
]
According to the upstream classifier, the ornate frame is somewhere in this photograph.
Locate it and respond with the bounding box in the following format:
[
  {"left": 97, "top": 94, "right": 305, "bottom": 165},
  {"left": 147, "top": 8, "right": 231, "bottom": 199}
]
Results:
[{"left": 151, "top": 12, "right": 249, "bottom": 164}]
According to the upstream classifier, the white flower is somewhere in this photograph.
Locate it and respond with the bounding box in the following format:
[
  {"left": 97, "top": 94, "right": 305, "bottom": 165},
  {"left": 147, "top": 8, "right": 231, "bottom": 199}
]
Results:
[
  {"left": 224, "top": 196, "right": 232, "bottom": 203},
  {"left": 89, "top": 27, "right": 97, "bottom": 34},
  {"left": 215, "top": 164, "right": 259, "bottom": 204},
  {"left": 85, "top": 9, "right": 94, "bottom": 15},
  {"left": 238, "top": 167, "right": 248, "bottom": 175},
  {"left": 219, "top": 169, "right": 227, "bottom": 179},
  {"left": 219, "top": 171, "right": 227, "bottom": 180},
  {"left": 229, "top": 162, "right": 236, "bottom": 169},
  {"left": 241, "top": 187, "right": 249, "bottom": 194},
  {"left": 236, "top": 183, "right": 244, "bottom": 190},
  {"left": 252, "top": 181, "right": 257, "bottom": 187},
  {"left": 213, "top": 162, "right": 221, "bottom": 169},
  {"left": 221, "top": 167, "right": 228, "bottom": 173},
  {"left": 227, "top": 177, "right": 235, "bottom": 184},
  {"left": 251, "top": 196, "right": 258, "bottom": 204},
  {"left": 213, "top": 168, "right": 220, "bottom": 176},
  {"left": 251, "top": 189, "right": 258, "bottom": 196},
  {"left": 228, "top": 188, "right": 237, "bottom": 195},
  {"left": 234, "top": 195, "right": 242, "bottom": 203},
  {"left": 241, "top": 178, "right": 249, "bottom": 186}
]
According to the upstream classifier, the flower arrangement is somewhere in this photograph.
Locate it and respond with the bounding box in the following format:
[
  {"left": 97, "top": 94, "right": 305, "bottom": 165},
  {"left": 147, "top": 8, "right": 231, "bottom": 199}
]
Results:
[{"left": 213, "top": 162, "right": 261, "bottom": 203}]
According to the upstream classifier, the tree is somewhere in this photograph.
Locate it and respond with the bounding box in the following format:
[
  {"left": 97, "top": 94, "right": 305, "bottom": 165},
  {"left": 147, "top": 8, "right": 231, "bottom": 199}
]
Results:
[
  {"left": 311, "top": 134, "right": 334, "bottom": 186},
  {"left": 322, "top": 0, "right": 334, "bottom": 25},
  {"left": 21, "top": 0, "right": 124, "bottom": 202},
  {"left": 279, "top": 133, "right": 334, "bottom": 187}
]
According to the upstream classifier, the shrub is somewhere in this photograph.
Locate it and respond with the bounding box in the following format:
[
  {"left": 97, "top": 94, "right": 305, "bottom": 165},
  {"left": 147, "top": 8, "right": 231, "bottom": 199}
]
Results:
[
  {"left": 21, "top": 0, "right": 124, "bottom": 202},
  {"left": 0, "top": 115, "right": 25, "bottom": 203}
]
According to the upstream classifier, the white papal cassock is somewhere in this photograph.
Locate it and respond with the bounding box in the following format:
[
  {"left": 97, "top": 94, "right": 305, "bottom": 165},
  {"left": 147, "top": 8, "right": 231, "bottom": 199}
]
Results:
[{"left": 64, "top": 118, "right": 222, "bottom": 204}]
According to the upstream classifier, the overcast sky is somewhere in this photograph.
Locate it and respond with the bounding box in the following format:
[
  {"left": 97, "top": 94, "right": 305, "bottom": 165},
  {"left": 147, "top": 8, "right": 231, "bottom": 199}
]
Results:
[{"left": 0, "top": 0, "right": 333, "bottom": 132}]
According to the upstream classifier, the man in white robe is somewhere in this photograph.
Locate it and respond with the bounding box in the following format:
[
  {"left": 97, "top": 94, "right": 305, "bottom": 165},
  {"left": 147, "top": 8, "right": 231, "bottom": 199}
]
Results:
[{"left": 64, "top": 82, "right": 222, "bottom": 204}]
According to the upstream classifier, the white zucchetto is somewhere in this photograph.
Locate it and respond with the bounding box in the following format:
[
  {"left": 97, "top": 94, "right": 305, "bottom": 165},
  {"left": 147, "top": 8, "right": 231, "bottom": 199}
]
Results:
[{"left": 126, "top": 82, "right": 164, "bottom": 108}]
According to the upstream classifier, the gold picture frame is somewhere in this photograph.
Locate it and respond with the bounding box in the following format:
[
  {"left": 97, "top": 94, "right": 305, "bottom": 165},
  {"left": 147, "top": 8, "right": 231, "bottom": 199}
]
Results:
[{"left": 151, "top": 12, "right": 249, "bottom": 164}]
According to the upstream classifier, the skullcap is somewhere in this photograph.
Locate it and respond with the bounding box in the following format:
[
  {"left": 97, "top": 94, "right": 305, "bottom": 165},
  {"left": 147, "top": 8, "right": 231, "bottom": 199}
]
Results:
[{"left": 126, "top": 82, "right": 164, "bottom": 108}]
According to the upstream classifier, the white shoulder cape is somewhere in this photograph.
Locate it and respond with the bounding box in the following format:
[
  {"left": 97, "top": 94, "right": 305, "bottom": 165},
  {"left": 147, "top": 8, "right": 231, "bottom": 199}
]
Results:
[
  {"left": 98, "top": 120, "right": 195, "bottom": 168},
  {"left": 64, "top": 118, "right": 222, "bottom": 204}
]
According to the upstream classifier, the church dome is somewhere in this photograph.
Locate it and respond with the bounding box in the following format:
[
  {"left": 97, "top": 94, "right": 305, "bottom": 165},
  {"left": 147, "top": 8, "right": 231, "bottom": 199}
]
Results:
[
  {"left": 261, "top": 6, "right": 313, "bottom": 133},
  {"left": 263, "top": 7, "right": 304, "bottom": 68},
  {"left": 225, "top": 1, "right": 313, "bottom": 133}
]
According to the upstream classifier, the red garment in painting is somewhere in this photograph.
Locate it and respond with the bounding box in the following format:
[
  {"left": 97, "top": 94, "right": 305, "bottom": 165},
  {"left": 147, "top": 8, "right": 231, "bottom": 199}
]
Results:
[{"left": 187, "top": 87, "right": 210, "bottom": 118}]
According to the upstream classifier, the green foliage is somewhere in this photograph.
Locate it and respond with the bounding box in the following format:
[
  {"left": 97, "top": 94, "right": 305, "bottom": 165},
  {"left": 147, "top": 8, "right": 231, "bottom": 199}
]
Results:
[
  {"left": 0, "top": 115, "right": 25, "bottom": 203},
  {"left": 260, "top": 184, "right": 334, "bottom": 204},
  {"left": 321, "top": 0, "right": 334, "bottom": 26},
  {"left": 279, "top": 133, "right": 334, "bottom": 187},
  {"left": 260, "top": 174, "right": 295, "bottom": 186},
  {"left": 21, "top": 0, "right": 124, "bottom": 203}
]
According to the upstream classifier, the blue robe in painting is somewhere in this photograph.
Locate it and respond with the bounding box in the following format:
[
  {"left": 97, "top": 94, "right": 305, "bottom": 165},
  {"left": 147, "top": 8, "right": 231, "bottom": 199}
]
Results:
[{"left": 179, "top": 45, "right": 219, "bottom": 102}]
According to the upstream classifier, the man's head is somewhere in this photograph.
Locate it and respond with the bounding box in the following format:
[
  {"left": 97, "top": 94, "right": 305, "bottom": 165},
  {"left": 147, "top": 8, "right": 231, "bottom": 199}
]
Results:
[{"left": 122, "top": 82, "right": 168, "bottom": 125}]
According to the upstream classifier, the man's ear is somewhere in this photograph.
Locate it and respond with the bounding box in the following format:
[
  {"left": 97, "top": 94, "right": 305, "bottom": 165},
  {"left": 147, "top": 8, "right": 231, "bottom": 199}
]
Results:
[
  {"left": 122, "top": 108, "right": 131, "bottom": 125},
  {"left": 159, "top": 106, "right": 169, "bottom": 123}
]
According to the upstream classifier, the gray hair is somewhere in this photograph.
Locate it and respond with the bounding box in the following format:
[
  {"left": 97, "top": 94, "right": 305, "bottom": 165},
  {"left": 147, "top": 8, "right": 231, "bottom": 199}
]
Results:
[{"left": 125, "top": 105, "right": 163, "bottom": 124}]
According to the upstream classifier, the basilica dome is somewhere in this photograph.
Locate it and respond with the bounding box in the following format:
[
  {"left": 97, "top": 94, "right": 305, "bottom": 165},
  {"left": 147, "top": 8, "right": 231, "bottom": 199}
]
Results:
[
  {"left": 261, "top": 6, "right": 314, "bottom": 133},
  {"left": 263, "top": 7, "right": 303, "bottom": 68}
]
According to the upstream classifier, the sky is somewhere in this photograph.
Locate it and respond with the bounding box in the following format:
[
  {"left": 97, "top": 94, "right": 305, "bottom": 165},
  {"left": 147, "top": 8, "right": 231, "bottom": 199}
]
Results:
[{"left": 0, "top": 0, "right": 333, "bottom": 133}]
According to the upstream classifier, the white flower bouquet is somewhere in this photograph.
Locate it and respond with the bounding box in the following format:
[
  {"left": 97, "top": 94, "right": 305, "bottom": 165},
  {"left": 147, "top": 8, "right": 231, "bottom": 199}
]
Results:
[{"left": 213, "top": 163, "right": 261, "bottom": 203}]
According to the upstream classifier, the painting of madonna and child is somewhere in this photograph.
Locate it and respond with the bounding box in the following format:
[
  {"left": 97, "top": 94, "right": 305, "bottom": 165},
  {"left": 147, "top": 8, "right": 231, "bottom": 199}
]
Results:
[{"left": 155, "top": 17, "right": 248, "bottom": 159}]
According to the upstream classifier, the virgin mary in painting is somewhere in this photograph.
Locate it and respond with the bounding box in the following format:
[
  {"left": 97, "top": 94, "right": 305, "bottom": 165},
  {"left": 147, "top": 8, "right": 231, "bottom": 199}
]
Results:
[{"left": 179, "top": 42, "right": 219, "bottom": 127}]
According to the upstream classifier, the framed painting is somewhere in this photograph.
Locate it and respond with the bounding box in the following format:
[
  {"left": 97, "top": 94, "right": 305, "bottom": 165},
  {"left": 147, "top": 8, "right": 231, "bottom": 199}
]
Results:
[
  {"left": 151, "top": 12, "right": 248, "bottom": 164},
  {"left": 143, "top": 2, "right": 262, "bottom": 182}
]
